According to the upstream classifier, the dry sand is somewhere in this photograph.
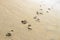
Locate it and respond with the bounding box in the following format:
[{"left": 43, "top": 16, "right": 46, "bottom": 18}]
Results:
[{"left": 0, "top": 0, "right": 60, "bottom": 40}]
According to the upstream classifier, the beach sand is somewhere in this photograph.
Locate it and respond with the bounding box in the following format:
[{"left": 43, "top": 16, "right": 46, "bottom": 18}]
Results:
[{"left": 0, "top": 0, "right": 60, "bottom": 40}]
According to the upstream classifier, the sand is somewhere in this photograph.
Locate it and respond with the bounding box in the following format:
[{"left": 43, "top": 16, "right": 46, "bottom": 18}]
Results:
[{"left": 0, "top": 0, "right": 60, "bottom": 40}]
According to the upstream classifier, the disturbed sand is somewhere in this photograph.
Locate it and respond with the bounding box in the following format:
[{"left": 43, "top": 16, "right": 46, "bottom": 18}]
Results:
[{"left": 0, "top": 0, "right": 60, "bottom": 40}]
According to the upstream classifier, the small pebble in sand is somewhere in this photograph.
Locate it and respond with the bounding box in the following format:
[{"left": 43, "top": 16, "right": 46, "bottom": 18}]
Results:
[
  {"left": 21, "top": 20, "right": 27, "bottom": 24},
  {"left": 11, "top": 30, "right": 14, "bottom": 32},
  {"left": 46, "top": 11, "right": 49, "bottom": 13},
  {"left": 28, "top": 27, "right": 32, "bottom": 30},
  {"left": 28, "top": 24, "right": 31, "bottom": 27},
  {"left": 33, "top": 16, "right": 37, "bottom": 19},
  {"left": 40, "top": 13, "right": 43, "bottom": 15},
  {"left": 36, "top": 18, "right": 40, "bottom": 22},
  {"left": 28, "top": 24, "right": 32, "bottom": 30},
  {"left": 36, "top": 11, "right": 40, "bottom": 15},
  {"left": 6, "top": 32, "right": 12, "bottom": 37},
  {"left": 48, "top": 8, "right": 51, "bottom": 10}
]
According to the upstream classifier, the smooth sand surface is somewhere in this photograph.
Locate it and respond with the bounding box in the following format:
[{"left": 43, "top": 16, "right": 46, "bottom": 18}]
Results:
[{"left": 0, "top": 0, "right": 60, "bottom": 40}]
